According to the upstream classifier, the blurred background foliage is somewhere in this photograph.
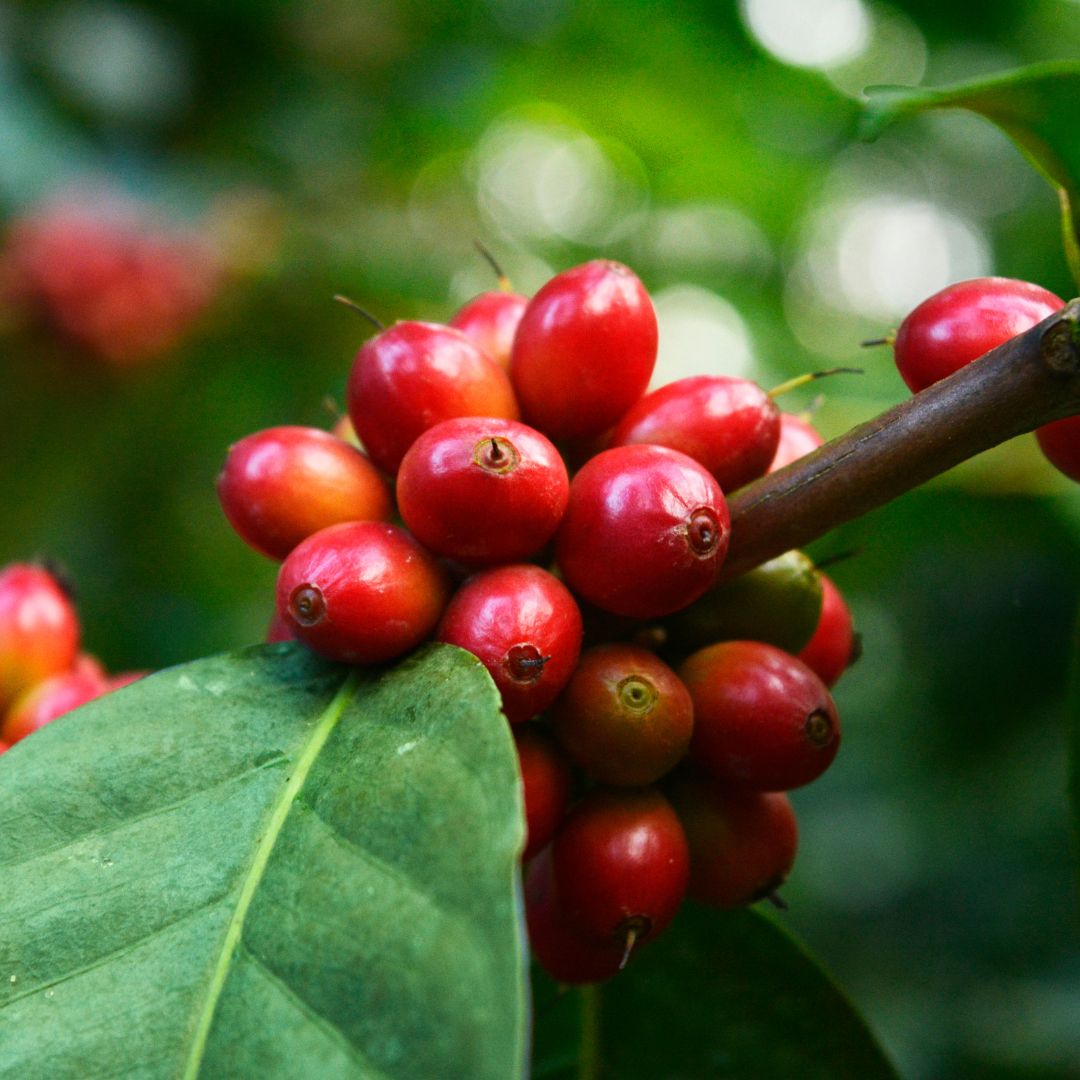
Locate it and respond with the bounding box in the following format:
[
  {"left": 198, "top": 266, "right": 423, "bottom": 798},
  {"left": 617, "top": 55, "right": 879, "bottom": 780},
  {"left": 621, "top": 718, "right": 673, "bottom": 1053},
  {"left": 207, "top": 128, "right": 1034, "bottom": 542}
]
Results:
[{"left": 2, "top": 0, "right": 1080, "bottom": 1076}]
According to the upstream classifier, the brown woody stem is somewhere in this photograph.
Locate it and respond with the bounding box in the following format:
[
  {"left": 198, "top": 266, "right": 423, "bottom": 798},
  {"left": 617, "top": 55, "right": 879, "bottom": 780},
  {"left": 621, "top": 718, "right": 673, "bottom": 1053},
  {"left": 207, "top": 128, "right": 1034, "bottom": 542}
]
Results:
[{"left": 720, "top": 300, "right": 1080, "bottom": 582}]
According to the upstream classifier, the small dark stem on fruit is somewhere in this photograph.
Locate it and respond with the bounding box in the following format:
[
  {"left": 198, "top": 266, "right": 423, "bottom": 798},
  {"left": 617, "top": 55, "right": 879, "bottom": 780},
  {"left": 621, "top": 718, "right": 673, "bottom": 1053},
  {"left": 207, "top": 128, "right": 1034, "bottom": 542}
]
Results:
[
  {"left": 489, "top": 437, "right": 503, "bottom": 462},
  {"left": 768, "top": 367, "right": 864, "bottom": 400},
  {"left": 860, "top": 336, "right": 894, "bottom": 348},
  {"left": 765, "top": 891, "right": 790, "bottom": 911},
  {"left": 813, "top": 547, "right": 863, "bottom": 571},
  {"left": 720, "top": 301, "right": 1080, "bottom": 581},
  {"left": 332, "top": 294, "right": 385, "bottom": 330},
  {"left": 473, "top": 239, "right": 512, "bottom": 292}
]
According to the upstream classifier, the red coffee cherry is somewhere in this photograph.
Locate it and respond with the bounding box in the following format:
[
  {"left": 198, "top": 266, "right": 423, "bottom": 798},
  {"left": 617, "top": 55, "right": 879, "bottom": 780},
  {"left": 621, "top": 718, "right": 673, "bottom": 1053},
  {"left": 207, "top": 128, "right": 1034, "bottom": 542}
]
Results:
[
  {"left": 1, "top": 667, "right": 107, "bottom": 744},
  {"left": 893, "top": 277, "right": 1064, "bottom": 393},
  {"left": 0, "top": 563, "right": 80, "bottom": 711},
  {"left": 551, "top": 643, "right": 693, "bottom": 787},
  {"left": 346, "top": 321, "right": 519, "bottom": 474},
  {"left": 768, "top": 413, "right": 824, "bottom": 473},
  {"left": 666, "top": 767, "right": 798, "bottom": 909},
  {"left": 610, "top": 376, "right": 780, "bottom": 493},
  {"left": 680, "top": 640, "right": 840, "bottom": 791},
  {"left": 396, "top": 417, "right": 569, "bottom": 567},
  {"left": 797, "top": 573, "right": 857, "bottom": 688},
  {"left": 510, "top": 260, "right": 657, "bottom": 443},
  {"left": 276, "top": 522, "right": 451, "bottom": 664},
  {"left": 514, "top": 724, "right": 573, "bottom": 862},
  {"left": 525, "top": 849, "right": 625, "bottom": 984},
  {"left": 556, "top": 444, "right": 730, "bottom": 619},
  {"left": 217, "top": 426, "right": 393, "bottom": 561},
  {"left": 436, "top": 565, "right": 583, "bottom": 724},
  {"left": 1035, "top": 414, "right": 1080, "bottom": 483},
  {"left": 552, "top": 787, "right": 689, "bottom": 953},
  {"left": 449, "top": 290, "right": 528, "bottom": 370}
]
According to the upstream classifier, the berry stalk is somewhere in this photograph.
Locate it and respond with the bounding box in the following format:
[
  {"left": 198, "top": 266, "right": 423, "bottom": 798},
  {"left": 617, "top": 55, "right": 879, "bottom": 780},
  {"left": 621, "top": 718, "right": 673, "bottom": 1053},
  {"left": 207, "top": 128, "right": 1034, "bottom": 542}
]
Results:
[{"left": 721, "top": 299, "right": 1080, "bottom": 581}]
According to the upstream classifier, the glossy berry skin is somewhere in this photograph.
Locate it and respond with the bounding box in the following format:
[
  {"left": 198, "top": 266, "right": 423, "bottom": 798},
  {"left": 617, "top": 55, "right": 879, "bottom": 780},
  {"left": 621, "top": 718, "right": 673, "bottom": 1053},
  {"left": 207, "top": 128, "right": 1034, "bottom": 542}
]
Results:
[
  {"left": 449, "top": 290, "right": 528, "bottom": 370},
  {"left": 552, "top": 787, "right": 689, "bottom": 949},
  {"left": 894, "top": 277, "right": 1064, "bottom": 393},
  {"left": 436, "top": 565, "right": 582, "bottom": 724},
  {"left": 556, "top": 445, "right": 730, "bottom": 619},
  {"left": 346, "top": 321, "right": 519, "bottom": 475},
  {"left": 277, "top": 522, "right": 451, "bottom": 665},
  {"left": 510, "top": 261, "right": 657, "bottom": 443},
  {"left": 514, "top": 725, "right": 573, "bottom": 862},
  {"left": 218, "top": 426, "right": 393, "bottom": 561},
  {"left": 1, "top": 668, "right": 107, "bottom": 744},
  {"left": 680, "top": 641, "right": 840, "bottom": 792},
  {"left": 768, "top": 413, "right": 824, "bottom": 473},
  {"left": 525, "top": 849, "right": 625, "bottom": 984},
  {"left": 610, "top": 376, "right": 780, "bottom": 493},
  {"left": 551, "top": 644, "right": 693, "bottom": 787},
  {"left": 666, "top": 768, "right": 798, "bottom": 909},
  {"left": 798, "top": 573, "right": 856, "bottom": 688},
  {"left": 0, "top": 564, "right": 80, "bottom": 711},
  {"left": 1036, "top": 415, "right": 1080, "bottom": 483},
  {"left": 396, "top": 417, "right": 569, "bottom": 567}
]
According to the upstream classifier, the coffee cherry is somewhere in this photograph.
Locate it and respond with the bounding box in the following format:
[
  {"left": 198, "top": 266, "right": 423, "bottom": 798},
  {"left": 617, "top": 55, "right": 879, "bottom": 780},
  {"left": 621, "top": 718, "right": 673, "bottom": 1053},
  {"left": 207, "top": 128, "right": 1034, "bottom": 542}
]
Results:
[
  {"left": 277, "top": 522, "right": 451, "bottom": 664},
  {"left": 1, "top": 667, "right": 107, "bottom": 744},
  {"left": 661, "top": 549, "right": 823, "bottom": 661},
  {"left": 514, "top": 725, "right": 573, "bottom": 862},
  {"left": 525, "top": 849, "right": 625, "bottom": 984},
  {"left": 556, "top": 445, "right": 730, "bottom": 619},
  {"left": 666, "top": 768, "right": 798, "bottom": 909},
  {"left": 551, "top": 644, "right": 692, "bottom": 787},
  {"left": 551, "top": 788, "right": 689, "bottom": 952},
  {"left": 769, "top": 413, "right": 824, "bottom": 473},
  {"left": 266, "top": 609, "right": 294, "bottom": 643},
  {"left": 346, "top": 321, "right": 519, "bottom": 474},
  {"left": 797, "top": 572, "right": 857, "bottom": 688},
  {"left": 680, "top": 641, "right": 840, "bottom": 791},
  {"left": 0, "top": 563, "right": 80, "bottom": 711},
  {"left": 510, "top": 261, "right": 657, "bottom": 443},
  {"left": 449, "top": 290, "right": 528, "bottom": 370},
  {"left": 436, "top": 565, "right": 583, "bottom": 723},
  {"left": 396, "top": 417, "right": 569, "bottom": 567},
  {"left": 610, "top": 375, "right": 780, "bottom": 493},
  {"left": 218, "top": 426, "right": 393, "bottom": 561},
  {"left": 893, "top": 277, "right": 1064, "bottom": 393},
  {"left": 1035, "top": 415, "right": 1080, "bottom": 483}
]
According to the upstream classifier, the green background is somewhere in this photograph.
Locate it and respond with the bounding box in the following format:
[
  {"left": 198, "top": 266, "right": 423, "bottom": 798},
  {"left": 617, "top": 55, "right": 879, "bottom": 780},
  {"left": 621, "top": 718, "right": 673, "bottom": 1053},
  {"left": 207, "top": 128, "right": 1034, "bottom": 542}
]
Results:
[{"left": 3, "top": 1, "right": 1079, "bottom": 1075}]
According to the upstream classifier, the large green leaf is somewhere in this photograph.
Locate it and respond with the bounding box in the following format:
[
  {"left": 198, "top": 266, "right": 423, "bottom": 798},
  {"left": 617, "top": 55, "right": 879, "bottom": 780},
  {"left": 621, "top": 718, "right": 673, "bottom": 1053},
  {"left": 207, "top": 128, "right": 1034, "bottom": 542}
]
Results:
[
  {"left": 860, "top": 62, "right": 1080, "bottom": 289},
  {"left": 532, "top": 904, "right": 898, "bottom": 1079},
  {"left": 0, "top": 642, "right": 527, "bottom": 1079}
]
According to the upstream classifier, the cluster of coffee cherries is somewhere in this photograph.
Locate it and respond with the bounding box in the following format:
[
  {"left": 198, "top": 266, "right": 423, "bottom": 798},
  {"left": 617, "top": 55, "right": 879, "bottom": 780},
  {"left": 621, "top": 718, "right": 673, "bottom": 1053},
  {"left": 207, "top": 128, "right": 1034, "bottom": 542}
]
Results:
[
  {"left": 0, "top": 197, "right": 219, "bottom": 366},
  {"left": 218, "top": 258, "right": 856, "bottom": 984},
  {"left": 886, "top": 276, "right": 1080, "bottom": 479},
  {"left": 0, "top": 562, "right": 146, "bottom": 753}
]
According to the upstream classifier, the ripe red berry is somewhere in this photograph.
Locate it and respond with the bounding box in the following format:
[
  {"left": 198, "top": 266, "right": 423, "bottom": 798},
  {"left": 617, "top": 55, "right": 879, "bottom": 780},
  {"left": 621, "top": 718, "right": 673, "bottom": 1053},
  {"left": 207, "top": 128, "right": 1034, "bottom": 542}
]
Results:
[
  {"left": 0, "top": 563, "right": 80, "bottom": 711},
  {"left": 666, "top": 768, "right": 798, "bottom": 909},
  {"left": 610, "top": 376, "right": 780, "bottom": 492},
  {"left": 218, "top": 426, "right": 393, "bottom": 561},
  {"left": 680, "top": 641, "right": 840, "bottom": 791},
  {"left": 396, "top": 417, "right": 569, "bottom": 567},
  {"left": 510, "top": 260, "right": 657, "bottom": 443},
  {"left": 768, "top": 413, "right": 824, "bottom": 473},
  {"left": 346, "top": 321, "right": 519, "bottom": 474},
  {"left": 551, "top": 643, "right": 693, "bottom": 787},
  {"left": 556, "top": 444, "right": 730, "bottom": 618},
  {"left": 797, "top": 572, "right": 857, "bottom": 688},
  {"left": 276, "top": 522, "right": 451, "bottom": 664},
  {"left": 1035, "top": 414, "right": 1080, "bottom": 483},
  {"left": 893, "top": 277, "right": 1064, "bottom": 393},
  {"left": 1, "top": 667, "right": 107, "bottom": 744},
  {"left": 435, "top": 565, "right": 582, "bottom": 723},
  {"left": 513, "top": 724, "right": 573, "bottom": 862},
  {"left": 551, "top": 788, "right": 689, "bottom": 951},
  {"left": 449, "top": 290, "right": 528, "bottom": 370}
]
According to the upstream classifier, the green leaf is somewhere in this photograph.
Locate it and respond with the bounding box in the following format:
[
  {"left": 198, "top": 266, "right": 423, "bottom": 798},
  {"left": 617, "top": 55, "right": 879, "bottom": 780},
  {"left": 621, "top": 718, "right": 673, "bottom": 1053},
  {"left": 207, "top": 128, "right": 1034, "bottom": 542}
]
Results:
[
  {"left": 0, "top": 642, "right": 527, "bottom": 1079},
  {"left": 532, "top": 903, "right": 898, "bottom": 1079},
  {"left": 860, "top": 61, "right": 1080, "bottom": 290}
]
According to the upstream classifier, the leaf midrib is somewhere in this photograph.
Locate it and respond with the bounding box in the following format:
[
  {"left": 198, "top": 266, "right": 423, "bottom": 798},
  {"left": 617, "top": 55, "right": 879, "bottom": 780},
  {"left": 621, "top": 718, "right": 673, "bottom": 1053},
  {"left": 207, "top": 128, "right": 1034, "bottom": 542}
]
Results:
[{"left": 181, "top": 670, "right": 360, "bottom": 1080}]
